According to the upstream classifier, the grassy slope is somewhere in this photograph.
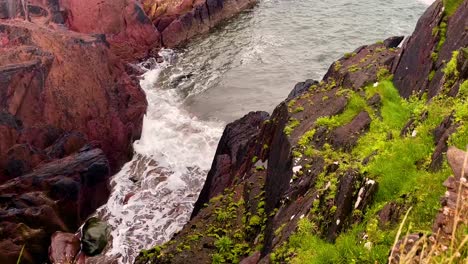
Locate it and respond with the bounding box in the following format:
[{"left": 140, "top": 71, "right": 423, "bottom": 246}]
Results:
[{"left": 274, "top": 51, "right": 468, "bottom": 263}]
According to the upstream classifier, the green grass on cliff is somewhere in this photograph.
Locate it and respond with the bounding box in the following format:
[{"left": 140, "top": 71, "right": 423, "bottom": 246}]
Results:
[
  {"left": 315, "top": 92, "right": 369, "bottom": 129},
  {"left": 278, "top": 76, "right": 468, "bottom": 263},
  {"left": 443, "top": 0, "right": 464, "bottom": 16}
]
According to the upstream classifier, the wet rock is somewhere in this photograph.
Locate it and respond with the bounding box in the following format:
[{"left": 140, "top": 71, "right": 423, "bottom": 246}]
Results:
[
  {"left": 0, "top": 148, "right": 110, "bottom": 263},
  {"left": 240, "top": 251, "right": 261, "bottom": 264},
  {"left": 48, "top": 232, "right": 80, "bottom": 264},
  {"left": 192, "top": 111, "right": 269, "bottom": 218},
  {"left": 81, "top": 217, "right": 110, "bottom": 256},
  {"left": 143, "top": 0, "right": 257, "bottom": 47},
  {"left": 383, "top": 36, "right": 404, "bottom": 48},
  {"left": 287, "top": 79, "right": 319, "bottom": 100}
]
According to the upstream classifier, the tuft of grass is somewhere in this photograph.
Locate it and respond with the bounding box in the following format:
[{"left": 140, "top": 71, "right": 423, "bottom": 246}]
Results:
[
  {"left": 316, "top": 92, "right": 368, "bottom": 129},
  {"left": 298, "top": 129, "right": 316, "bottom": 148},
  {"left": 443, "top": 0, "right": 464, "bottom": 16},
  {"left": 284, "top": 118, "right": 301, "bottom": 136},
  {"left": 16, "top": 245, "right": 25, "bottom": 264},
  {"left": 293, "top": 106, "right": 305, "bottom": 113}
]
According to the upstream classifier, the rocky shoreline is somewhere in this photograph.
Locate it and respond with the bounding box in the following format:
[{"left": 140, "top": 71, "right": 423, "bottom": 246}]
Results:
[
  {"left": 135, "top": 0, "right": 467, "bottom": 263},
  {"left": 0, "top": 0, "right": 466, "bottom": 263},
  {"left": 0, "top": 0, "right": 257, "bottom": 263}
]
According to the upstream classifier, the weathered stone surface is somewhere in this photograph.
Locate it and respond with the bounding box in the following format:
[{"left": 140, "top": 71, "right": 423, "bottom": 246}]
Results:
[
  {"left": 48, "top": 232, "right": 81, "bottom": 264},
  {"left": 142, "top": 0, "right": 257, "bottom": 47},
  {"left": 0, "top": 147, "right": 110, "bottom": 263},
  {"left": 287, "top": 79, "right": 319, "bottom": 100},
  {"left": 330, "top": 111, "right": 372, "bottom": 152},
  {"left": 393, "top": 0, "right": 468, "bottom": 98},
  {"left": 59, "top": 0, "right": 161, "bottom": 60},
  {"left": 192, "top": 111, "right": 269, "bottom": 218},
  {"left": 0, "top": 21, "right": 147, "bottom": 171},
  {"left": 324, "top": 37, "right": 401, "bottom": 90}
]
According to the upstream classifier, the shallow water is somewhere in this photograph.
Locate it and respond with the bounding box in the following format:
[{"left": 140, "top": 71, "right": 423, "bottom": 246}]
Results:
[{"left": 97, "top": 1, "right": 433, "bottom": 263}]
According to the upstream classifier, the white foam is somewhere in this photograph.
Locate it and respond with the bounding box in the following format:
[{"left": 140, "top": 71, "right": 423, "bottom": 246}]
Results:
[
  {"left": 416, "top": 0, "right": 435, "bottom": 5},
  {"left": 96, "top": 50, "right": 223, "bottom": 264}
]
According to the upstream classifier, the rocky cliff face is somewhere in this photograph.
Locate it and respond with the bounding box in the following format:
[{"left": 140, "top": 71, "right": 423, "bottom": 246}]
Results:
[
  {"left": 0, "top": 0, "right": 259, "bottom": 262},
  {"left": 135, "top": 0, "right": 467, "bottom": 263},
  {"left": 140, "top": 0, "right": 257, "bottom": 47}
]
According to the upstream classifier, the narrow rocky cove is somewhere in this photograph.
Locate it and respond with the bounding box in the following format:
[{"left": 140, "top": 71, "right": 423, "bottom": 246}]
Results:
[{"left": 0, "top": 0, "right": 467, "bottom": 264}]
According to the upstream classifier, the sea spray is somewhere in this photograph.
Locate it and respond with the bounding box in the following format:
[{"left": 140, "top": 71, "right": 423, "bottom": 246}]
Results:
[{"left": 96, "top": 50, "right": 223, "bottom": 264}]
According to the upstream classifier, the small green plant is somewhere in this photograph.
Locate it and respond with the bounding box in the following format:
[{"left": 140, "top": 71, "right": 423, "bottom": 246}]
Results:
[
  {"left": 348, "top": 64, "right": 360, "bottom": 72},
  {"left": 428, "top": 70, "right": 436, "bottom": 82},
  {"left": 251, "top": 156, "right": 258, "bottom": 163},
  {"left": 443, "top": 0, "right": 464, "bottom": 16},
  {"left": 298, "top": 129, "right": 316, "bottom": 147},
  {"left": 334, "top": 61, "right": 342, "bottom": 71},
  {"left": 284, "top": 118, "right": 301, "bottom": 136},
  {"left": 316, "top": 92, "right": 368, "bottom": 128},
  {"left": 377, "top": 68, "right": 390, "bottom": 81},
  {"left": 293, "top": 106, "right": 305, "bottom": 113}
]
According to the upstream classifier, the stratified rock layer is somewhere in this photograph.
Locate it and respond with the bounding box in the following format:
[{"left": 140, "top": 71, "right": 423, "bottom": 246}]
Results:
[{"left": 141, "top": 0, "right": 257, "bottom": 47}]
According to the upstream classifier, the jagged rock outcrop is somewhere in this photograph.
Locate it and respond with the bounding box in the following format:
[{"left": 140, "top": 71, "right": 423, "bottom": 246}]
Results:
[
  {"left": 59, "top": 0, "right": 161, "bottom": 61},
  {"left": 192, "top": 111, "right": 270, "bottom": 218},
  {"left": 0, "top": 0, "right": 160, "bottom": 61},
  {"left": 393, "top": 0, "right": 468, "bottom": 98},
  {"left": 0, "top": 20, "right": 147, "bottom": 174},
  {"left": 141, "top": 0, "right": 257, "bottom": 47}
]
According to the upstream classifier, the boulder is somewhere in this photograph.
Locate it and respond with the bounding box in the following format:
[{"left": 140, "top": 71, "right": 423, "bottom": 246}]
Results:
[
  {"left": 81, "top": 218, "right": 110, "bottom": 256},
  {"left": 48, "top": 232, "right": 81, "bottom": 264}
]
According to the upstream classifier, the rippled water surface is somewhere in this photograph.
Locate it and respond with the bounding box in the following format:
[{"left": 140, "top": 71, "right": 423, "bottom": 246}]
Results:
[
  {"left": 97, "top": 1, "right": 432, "bottom": 263},
  {"left": 171, "top": 0, "right": 430, "bottom": 121}
]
